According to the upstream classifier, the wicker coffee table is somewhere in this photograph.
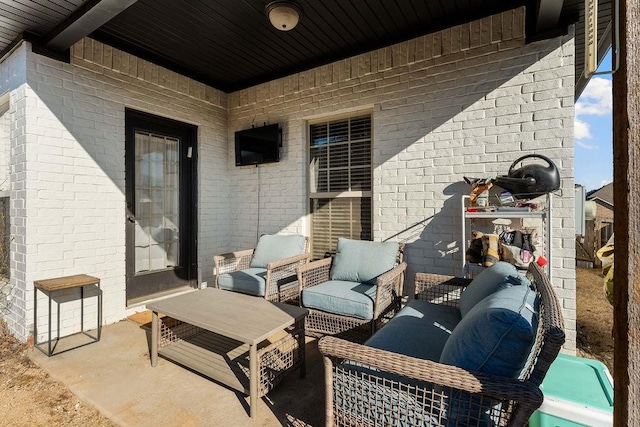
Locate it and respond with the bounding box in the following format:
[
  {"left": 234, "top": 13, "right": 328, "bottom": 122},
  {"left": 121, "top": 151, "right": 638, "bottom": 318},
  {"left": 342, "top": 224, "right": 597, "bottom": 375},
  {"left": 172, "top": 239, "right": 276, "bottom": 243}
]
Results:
[{"left": 147, "top": 288, "right": 308, "bottom": 417}]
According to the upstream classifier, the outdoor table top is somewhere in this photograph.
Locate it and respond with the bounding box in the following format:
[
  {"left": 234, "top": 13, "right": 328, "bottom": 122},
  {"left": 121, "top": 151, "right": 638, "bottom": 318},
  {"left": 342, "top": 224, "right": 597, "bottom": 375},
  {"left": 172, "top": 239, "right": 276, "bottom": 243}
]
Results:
[
  {"left": 34, "top": 274, "right": 100, "bottom": 292},
  {"left": 147, "top": 288, "right": 308, "bottom": 346}
]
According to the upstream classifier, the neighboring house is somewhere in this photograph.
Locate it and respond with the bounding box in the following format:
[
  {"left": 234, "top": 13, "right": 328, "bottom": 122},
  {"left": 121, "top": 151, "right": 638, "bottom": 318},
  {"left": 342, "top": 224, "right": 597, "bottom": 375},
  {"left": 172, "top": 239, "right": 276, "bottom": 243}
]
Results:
[
  {"left": 587, "top": 182, "right": 615, "bottom": 220},
  {"left": 0, "top": 2, "right": 608, "bottom": 354},
  {"left": 586, "top": 183, "right": 615, "bottom": 267}
]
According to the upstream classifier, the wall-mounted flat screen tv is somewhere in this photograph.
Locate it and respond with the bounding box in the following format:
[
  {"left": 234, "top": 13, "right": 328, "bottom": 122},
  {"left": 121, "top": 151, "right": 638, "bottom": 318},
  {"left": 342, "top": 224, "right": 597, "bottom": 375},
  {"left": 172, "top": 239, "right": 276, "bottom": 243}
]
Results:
[{"left": 235, "top": 124, "right": 281, "bottom": 166}]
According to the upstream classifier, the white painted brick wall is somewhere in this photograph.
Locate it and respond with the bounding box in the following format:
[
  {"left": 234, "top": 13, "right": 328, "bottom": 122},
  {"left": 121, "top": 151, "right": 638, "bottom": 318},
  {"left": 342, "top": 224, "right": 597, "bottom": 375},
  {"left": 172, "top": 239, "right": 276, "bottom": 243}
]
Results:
[
  {"left": 0, "top": 100, "right": 10, "bottom": 194},
  {"left": 0, "top": 43, "right": 28, "bottom": 338},
  {"left": 227, "top": 8, "right": 577, "bottom": 351},
  {"left": 1, "top": 40, "right": 229, "bottom": 341},
  {"left": 0, "top": 8, "right": 576, "bottom": 351}
]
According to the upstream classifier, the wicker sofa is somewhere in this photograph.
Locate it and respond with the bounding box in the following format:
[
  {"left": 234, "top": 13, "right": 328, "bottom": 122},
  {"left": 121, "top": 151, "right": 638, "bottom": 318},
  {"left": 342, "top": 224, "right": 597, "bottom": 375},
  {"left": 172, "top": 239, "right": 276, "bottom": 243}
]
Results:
[{"left": 318, "top": 261, "right": 565, "bottom": 426}]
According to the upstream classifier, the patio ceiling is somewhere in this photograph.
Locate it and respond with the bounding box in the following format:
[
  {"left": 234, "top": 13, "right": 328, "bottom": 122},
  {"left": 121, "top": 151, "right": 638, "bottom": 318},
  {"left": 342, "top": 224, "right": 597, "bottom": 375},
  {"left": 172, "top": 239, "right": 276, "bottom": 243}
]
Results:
[{"left": 1, "top": 0, "right": 611, "bottom": 96}]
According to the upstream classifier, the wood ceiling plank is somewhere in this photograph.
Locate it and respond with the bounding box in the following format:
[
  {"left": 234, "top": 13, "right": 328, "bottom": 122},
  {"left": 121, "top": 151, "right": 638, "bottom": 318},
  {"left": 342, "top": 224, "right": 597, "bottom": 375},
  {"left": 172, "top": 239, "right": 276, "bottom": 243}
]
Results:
[
  {"left": 0, "top": 3, "right": 57, "bottom": 27},
  {"left": 0, "top": 0, "right": 604, "bottom": 94},
  {"left": 375, "top": 0, "right": 408, "bottom": 33},
  {"left": 103, "top": 0, "right": 275, "bottom": 81},
  {"left": 194, "top": 0, "right": 308, "bottom": 68},
  {"left": 409, "top": 1, "right": 435, "bottom": 28},
  {"left": 302, "top": 0, "right": 360, "bottom": 48}
]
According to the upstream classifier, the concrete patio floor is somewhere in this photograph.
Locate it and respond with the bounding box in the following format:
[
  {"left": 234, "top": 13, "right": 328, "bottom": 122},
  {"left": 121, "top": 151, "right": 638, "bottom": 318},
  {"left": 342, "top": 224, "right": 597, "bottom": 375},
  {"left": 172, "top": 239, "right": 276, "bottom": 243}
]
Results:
[{"left": 28, "top": 319, "right": 325, "bottom": 426}]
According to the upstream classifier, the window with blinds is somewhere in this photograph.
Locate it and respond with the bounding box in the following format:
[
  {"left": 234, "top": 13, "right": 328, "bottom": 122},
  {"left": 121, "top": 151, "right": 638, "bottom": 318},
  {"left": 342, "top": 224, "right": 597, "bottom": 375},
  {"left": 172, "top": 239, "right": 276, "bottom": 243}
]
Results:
[{"left": 309, "top": 115, "right": 372, "bottom": 259}]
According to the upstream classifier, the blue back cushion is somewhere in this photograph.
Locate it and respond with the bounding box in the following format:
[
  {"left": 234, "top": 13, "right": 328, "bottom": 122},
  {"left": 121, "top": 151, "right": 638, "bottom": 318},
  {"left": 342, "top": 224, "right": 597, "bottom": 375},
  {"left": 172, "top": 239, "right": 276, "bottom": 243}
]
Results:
[
  {"left": 249, "top": 234, "right": 306, "bottom": 268},
  {"left": 459, "top": 262, "right": 525, "bottom": 317},
  {"left": 440, "top": 284, "right": 539, "bottom": 379},
  {"left": 330, "top": 238, "right": 399, "bottom": 284}
]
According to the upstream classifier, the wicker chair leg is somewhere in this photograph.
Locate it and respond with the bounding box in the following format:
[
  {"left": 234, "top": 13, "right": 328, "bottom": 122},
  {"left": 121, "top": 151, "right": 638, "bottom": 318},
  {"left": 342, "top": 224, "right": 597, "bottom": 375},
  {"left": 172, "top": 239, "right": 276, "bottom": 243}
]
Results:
[{"left": 323, "top": 355, "right": 334, "bottom": 427}]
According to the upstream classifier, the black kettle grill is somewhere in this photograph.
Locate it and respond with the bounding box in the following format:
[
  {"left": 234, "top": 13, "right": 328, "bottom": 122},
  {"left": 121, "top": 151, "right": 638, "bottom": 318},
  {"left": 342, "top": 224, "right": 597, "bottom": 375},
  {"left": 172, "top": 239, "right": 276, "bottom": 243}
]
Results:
[{"left": 493, "top": 154, "right": 560, "bottom": 199}]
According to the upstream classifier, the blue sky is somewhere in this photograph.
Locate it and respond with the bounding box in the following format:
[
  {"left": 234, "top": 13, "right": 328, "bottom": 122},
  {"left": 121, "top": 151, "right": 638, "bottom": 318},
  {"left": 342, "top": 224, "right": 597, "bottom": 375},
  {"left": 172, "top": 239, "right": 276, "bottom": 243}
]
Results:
[{"left": 574, "top": 50, "right": 613, "bottom": 191}]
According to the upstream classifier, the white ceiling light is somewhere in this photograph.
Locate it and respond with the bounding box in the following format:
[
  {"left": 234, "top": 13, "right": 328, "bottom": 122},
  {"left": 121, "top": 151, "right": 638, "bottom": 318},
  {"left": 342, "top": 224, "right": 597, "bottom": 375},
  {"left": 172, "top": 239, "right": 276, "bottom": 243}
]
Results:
[{"left": 266, "top": 1, "right": 302, "bottom": 31}]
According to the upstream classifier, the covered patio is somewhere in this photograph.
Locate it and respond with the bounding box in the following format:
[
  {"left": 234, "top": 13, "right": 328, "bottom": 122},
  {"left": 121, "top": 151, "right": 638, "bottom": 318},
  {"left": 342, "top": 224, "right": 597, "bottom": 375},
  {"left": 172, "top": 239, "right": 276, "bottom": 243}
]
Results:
[
  {"left": 28, "top": 318, "right": 326, "bottom": 426},
  {"left": 4, "top": 0, "right": 639, "bottom": 425},
  {"left": 0, "top": 0, "right": 590, "bottom": 350}
]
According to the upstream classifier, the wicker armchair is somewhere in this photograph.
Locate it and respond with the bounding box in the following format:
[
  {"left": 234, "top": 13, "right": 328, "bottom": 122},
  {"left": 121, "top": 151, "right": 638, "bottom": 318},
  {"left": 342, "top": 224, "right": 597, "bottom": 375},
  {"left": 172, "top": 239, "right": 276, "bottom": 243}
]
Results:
[
  {"left": 213, "top": 235, "right": 310, "bottom": 303},
  {"left": 318, "top": 262, "right": 565, "bottom": 426},
  {"left": 297, "top": 239, "right": 406, "bottom": 341}
]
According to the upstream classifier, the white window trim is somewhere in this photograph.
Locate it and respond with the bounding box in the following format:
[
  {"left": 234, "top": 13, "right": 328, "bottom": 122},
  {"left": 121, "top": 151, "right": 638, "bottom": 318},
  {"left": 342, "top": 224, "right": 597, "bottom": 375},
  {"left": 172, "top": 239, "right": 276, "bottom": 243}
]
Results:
[{"left": 306, "top": 113, "right": 374, "bottom": 258}]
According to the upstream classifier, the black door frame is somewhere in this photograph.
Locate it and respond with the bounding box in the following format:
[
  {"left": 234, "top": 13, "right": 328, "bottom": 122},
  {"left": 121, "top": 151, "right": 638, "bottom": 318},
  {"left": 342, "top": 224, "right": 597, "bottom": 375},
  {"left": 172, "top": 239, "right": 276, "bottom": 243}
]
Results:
[{"left": 125, "top": 108, "right": 198, "bottom": 303}]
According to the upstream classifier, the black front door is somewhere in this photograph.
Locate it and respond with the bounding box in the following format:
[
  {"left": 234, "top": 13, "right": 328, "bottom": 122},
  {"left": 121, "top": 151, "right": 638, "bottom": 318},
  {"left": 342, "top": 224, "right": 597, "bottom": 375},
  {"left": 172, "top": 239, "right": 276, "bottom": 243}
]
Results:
[{"left": 125, "top": 109, "right": 197, "bottom": 303}]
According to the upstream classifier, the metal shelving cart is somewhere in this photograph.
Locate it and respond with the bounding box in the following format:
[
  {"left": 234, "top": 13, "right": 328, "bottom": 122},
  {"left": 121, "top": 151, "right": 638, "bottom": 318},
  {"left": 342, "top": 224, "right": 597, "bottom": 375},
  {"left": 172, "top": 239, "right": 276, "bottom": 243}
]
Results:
[{"left": 461, "top": 193, "right": 552, "bottom": 278}]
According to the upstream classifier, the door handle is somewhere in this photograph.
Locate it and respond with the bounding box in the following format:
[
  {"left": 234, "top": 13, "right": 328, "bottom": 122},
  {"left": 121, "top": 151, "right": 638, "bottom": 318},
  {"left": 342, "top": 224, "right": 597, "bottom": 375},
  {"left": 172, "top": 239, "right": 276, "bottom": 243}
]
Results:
[{"left": 127, "top": 215, "right": 136, "bottom": 223}]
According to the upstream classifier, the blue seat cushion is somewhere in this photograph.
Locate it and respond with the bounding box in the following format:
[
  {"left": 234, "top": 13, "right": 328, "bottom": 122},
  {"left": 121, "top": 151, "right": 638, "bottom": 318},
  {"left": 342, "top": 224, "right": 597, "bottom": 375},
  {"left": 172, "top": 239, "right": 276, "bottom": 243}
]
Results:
[
  {"left": 440, "top": 283, "right": 539, "bottom": 378},
  {"left": 459, "top": 261, "right": 529, "bottom": 317},
  {"left": 217, "top": 268, "right": 267, "bottom": 297},
  {"left": 302, "top": 280, "right": 377, "bottom": 320},
  {"left": 249, "top": 234, "right": 306, "bottom": 268},
  {"left": 331, "top": 238, "right": 399, "bottom": 284},
  {"left": 365, "top": 299, "right": 462, "bottom": 361}
]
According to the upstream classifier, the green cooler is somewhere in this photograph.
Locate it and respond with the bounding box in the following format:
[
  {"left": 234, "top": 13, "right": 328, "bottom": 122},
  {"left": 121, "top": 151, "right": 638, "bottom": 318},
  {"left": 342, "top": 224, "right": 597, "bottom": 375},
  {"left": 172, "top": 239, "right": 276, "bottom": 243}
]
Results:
[{"left": 529, "top": 353, "right": 613, "bottom": 427}]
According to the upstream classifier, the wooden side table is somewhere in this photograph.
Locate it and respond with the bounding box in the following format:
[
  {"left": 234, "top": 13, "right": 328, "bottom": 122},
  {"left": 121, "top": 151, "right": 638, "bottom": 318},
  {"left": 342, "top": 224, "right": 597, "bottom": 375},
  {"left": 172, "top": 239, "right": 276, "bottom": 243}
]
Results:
[{"left": 33, "top": 274, "right": 102, "bottom": 356}]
